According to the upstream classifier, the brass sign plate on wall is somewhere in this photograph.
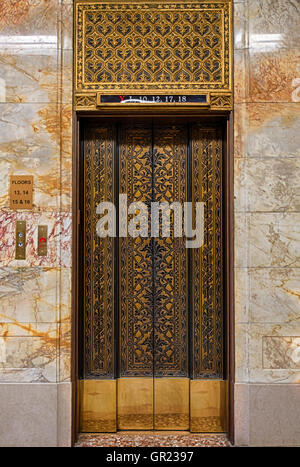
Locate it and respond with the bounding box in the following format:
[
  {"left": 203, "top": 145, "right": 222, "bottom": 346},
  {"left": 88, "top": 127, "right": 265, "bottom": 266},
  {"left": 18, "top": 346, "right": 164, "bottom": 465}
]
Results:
[
  {"left": 10, "top": 175, "right": 33, "bottom": 209},
  {"left": 74, "top": 1, "right": 232, "bottom": 111}
]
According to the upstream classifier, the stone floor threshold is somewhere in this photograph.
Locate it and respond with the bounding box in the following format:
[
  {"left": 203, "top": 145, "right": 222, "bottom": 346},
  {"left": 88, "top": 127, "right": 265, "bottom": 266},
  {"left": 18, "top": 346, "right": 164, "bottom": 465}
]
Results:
[{"left": 76, "top": 432, "right": 231, "bottom": 447}]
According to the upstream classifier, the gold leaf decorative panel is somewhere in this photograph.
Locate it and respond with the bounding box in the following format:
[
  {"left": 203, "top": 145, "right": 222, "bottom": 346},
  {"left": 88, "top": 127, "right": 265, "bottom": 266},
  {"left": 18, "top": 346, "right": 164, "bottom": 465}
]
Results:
[{"left": 74, "top": 1, "right": 232, "bottom": 110}]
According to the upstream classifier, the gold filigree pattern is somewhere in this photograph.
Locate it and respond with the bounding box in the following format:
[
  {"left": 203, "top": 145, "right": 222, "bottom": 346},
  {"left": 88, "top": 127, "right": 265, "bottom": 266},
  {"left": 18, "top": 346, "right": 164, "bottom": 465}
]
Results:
[
  {"left": 74, "top": 1, "right": 232, "bottom": 110},
  {"left": 119, "top": 125, "right": 154, "bottom": 376},
  {"left": 83, "top": 125, "right": 115, "bottom": 377},
  {"left": 82, "top": 122, "right": 223, "bottom": 380},
  {"left": 191, "top": 125, "right": 223, "bottom": 378},
  {"left": 210, "top": 93, "right": 232, "bottom": 109},
  {"left": 153, "top": 126, "right": 188, "bottom": 377}
]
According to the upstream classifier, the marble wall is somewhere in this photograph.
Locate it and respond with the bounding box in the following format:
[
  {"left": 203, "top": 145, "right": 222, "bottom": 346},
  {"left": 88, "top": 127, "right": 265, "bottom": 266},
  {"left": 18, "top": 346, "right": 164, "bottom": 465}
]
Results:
[
  {"left": 234, "top": 0, "right": 300, "bottom": 445},
  {"left": 0, "top": 0, "right": 73, "bottom": 446}
]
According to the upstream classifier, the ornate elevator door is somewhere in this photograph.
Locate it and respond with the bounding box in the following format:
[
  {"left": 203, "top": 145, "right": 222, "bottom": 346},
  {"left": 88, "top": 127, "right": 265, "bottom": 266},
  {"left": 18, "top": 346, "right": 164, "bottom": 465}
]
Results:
[{"left": 80, "top": 120, "right": 226, "bottom": 433}]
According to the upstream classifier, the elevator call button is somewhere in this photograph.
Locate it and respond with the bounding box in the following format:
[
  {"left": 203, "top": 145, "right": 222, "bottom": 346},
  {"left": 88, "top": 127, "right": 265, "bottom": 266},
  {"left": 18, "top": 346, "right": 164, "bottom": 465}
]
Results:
[
  {"left": 15, "top": 221, "right": 26, "bottom": 260},
  {"left": 38, "top": 225, "right": 48, "bottom": 256}
]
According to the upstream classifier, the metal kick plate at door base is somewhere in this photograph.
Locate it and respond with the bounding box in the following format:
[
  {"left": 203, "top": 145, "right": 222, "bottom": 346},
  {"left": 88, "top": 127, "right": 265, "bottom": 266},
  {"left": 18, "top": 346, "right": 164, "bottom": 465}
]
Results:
[{"left": 15, "top": 220, "right": 26, "bottom": 260}]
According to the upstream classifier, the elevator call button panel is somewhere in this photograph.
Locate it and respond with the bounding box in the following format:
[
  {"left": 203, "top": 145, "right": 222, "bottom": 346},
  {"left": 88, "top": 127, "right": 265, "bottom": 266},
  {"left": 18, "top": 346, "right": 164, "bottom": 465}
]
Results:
[
  {"left": 38, "top": 225, "right": 48, "bottom": 256},
  {"left": 15, "top": 221, "right": 26, "bottom": 260}
]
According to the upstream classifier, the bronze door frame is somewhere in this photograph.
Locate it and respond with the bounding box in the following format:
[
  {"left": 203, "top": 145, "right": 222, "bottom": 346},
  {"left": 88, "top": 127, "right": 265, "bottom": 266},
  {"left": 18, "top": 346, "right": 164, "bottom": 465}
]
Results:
[{"left": 72, "top": 112, "right": 234, "bottom": 443}]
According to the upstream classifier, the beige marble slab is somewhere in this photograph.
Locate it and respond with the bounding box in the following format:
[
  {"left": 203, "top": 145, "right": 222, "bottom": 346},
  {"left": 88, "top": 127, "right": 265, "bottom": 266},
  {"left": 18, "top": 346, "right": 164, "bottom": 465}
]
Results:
[
  {"left": 0, "top": 367, "right": 56, "bottom": 383},
  {"left": 234, "top": 49, "right": 249, "bottom": 104},
  {"left": 234, "top": 213, "right": 249, "bottom": 268},
  {"left": 236, "top": 322, "right": 300, "bottom": 383},
  {"left": 0, "top": 101, "right": 72, "bottom": 209},
  {"left": 0, "top": 334, "right": 57, "bottom": 382},
  {"left": 58, "top": 319, "right": 71, "bottom": 382},
  {"left": 235, "top": 323, "right": 250, "bottom": 383},
  {"left": 248, "top": 0, "right": 300, "bottom": 49},
  {"left": 263, "top": 336, "right": 300, "bottom": 369},
  {"left": 234, "top": 1, "right": 248, "bottom": 50},
  {"left": 60, "top": 2, "right": 73, "bottom": 51},
  {"left": 0, "top": 267, "right": 71, "bottom": 323},
  {"left": 234, "top": 267, "right": 249, "bottom": 323},
  {"left": 235, "top": 158, "right": 300, "bottom": 212},
  {"left": 249, "top": 48, "right": 300, "bottom": 103},
  {"left": 249, "top": 323, "right": 300, "bottom": 383},
  {"left": 0, "top": 50, "right": 59, "bottom": 104},
  {"left": 60, "top": 103, "right": 72, "bottom": 210},
  {"left": 234, "top": 103, "right": 300, "bottom": 158},
  {"left": 236, "top": 267, "right": 300, "bottom": 325},
  {"left": 0, "top": 102, "right": 59, "bottom": 208},
  {"left": 235, "top": 213, "right": 300, "bottom": 268},
  {"left": 0, "top": 0, "right": 58, "bottom": 39},
  {"left": 0, "top": 322, "right": 56, "bottom": 338},
  {"left": 60, "top": 51, "right": 73, "bottom": 105}
]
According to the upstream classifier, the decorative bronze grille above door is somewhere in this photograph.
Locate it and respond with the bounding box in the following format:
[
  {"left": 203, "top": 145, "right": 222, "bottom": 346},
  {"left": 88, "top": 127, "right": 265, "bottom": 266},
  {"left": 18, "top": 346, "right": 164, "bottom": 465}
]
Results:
[
  {"left": 79, "top": 120, "right": 226, "bottom": 432},
  {"left": 74, "top": 1, "right": 232, "bottom": 111}
]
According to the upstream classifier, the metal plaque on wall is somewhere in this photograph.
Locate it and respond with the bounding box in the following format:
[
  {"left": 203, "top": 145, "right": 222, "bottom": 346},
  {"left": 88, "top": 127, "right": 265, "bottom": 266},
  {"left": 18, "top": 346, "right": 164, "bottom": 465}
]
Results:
[{"left": 10, "top": 175, "right": 33, "bottom": 210}]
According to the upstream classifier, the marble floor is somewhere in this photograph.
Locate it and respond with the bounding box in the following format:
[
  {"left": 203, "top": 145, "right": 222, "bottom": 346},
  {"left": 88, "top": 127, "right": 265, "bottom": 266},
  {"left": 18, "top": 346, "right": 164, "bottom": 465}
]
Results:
[{"left": 75, "top": 433, "right": 231, "bottom": 447}]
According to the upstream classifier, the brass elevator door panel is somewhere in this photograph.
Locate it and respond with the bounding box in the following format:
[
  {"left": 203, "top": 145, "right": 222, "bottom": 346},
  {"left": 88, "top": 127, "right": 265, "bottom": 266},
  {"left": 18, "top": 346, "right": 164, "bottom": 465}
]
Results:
[{"left": 80, "top": 121, "right": 225, "bottom": 433}]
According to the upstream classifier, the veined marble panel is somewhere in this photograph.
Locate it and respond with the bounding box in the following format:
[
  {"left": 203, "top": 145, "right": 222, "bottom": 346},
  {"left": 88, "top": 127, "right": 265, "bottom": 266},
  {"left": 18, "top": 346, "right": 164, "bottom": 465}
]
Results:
[
  {"left": 0, "top": 367, "right": 57, "bottom": 383},
  {"left": 59, "top": 267, "right": 72, "bottom": 321},
  {"left": 58, "top": 268, "right": 71, "bottom": 382},
  {"left": 236, "top": 323, "right": 300, "bottom": 383},
  {"left": 234, "top": 49, "right": 249, "bottom": 104},
  {"left": 235, "top": 48, "right": 300, "bottom": 104},
  {"left": 248, "top": 0, "right": 300, "bottom": 49},
  {"left": 0, "top": 50, "right": 59, "bottom": 104},
  {"left": 263, "top": 336, "right": 300, "bottom": 369},
  {"left": 0, "top": 0, "right": 73, "bottom": 440},
  {"left": 234, "top": 103, "right": 300, "bottom": 158},
  {"left": 234, "top": 1, "right": 248, "bottom": 50},
  {"left": 0, "top": 48, "right": 72, "bottom": 105},
  {"left": 60, "top": 103, "right": 72, "bottom": 210},
  {"left": 0, "top": 210, "right": 71, "bottom": 268},
  {"left": 235, "top": 323, "right": 250, "bottom": 383},
  {"left": 236, "top": 213, "right": 300, "bottom": 268},
  {"left": 0, "top": 103, "right": 60, "bottom": 209},
  {"left": 60, "top": 51, "right": 72, "bottom": 105},
  {"left": 235, "top": 267, "right": 249, "bottom": 323},
  {"left": 0, "top": 267, "right": 71, "bottom": 324},
  {"left": 235, "top": 267, "right": 300, "bottom": 324},
  {"left": 249, "top": 323, "right": 300, "bottom": 383},
  {"left": 0, "top": 322, "right": 56, "bottom": 338},
  {"left": 0, "top": 320, "right": 70, "bottom": 384},
  {"left": 234, "top": 103, "right": 248, "bottom": 158},
  {"left": 235, "top": 158, "right": 300, "bottom": 212},
  {"left": 58, "top": 318, "right": 71, "bottom": 382},
  {"left": 234, "top": 213, "right": 249, "bottom": 268},
  {"left": 60, "top": 1, "right": 73, "bottom": 51},
  {"left": 0, "top": 0, "right": 58, "bottom": 40},
  {"left": 0, "top": 333, "right": 57, "bottom": 382},
  {"left": 234, "top": 0, "right": 300, "bottom": 441},
  {"left": 249, "top": 49, "right": 300, "bottom": 103},
  {"left": 0, "top": 103, "right": 72, "bottom": 209}
]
